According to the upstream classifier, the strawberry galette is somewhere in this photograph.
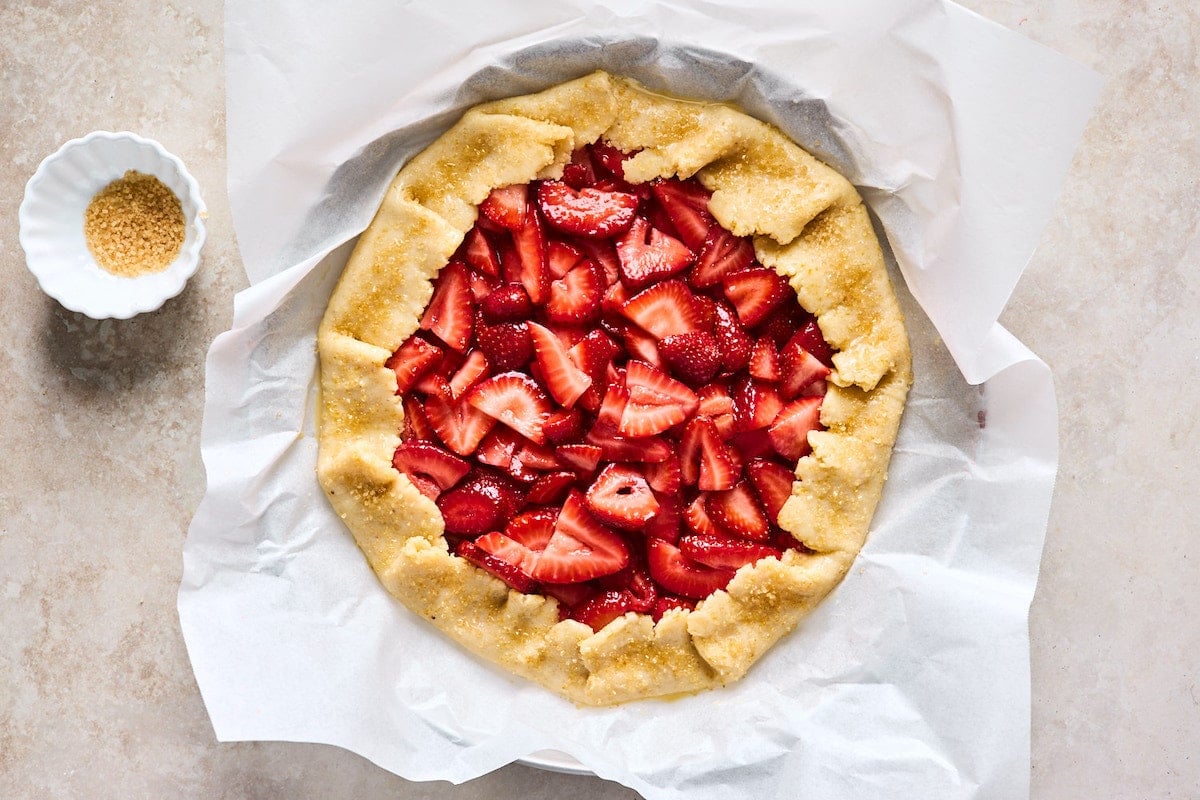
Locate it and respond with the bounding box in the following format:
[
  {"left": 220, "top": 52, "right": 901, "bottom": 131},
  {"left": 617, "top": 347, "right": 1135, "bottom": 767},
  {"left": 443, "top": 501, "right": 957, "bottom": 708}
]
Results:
[{"left": 316, "top": 71, "right": 911, "bottom": 705}]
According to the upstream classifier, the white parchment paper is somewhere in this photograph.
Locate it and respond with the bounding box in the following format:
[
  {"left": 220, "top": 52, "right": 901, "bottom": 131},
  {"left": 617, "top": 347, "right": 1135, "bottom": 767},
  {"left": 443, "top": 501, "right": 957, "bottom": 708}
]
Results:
[{"left": 180, "top": 1, "right": 1101, "bottom": 797}]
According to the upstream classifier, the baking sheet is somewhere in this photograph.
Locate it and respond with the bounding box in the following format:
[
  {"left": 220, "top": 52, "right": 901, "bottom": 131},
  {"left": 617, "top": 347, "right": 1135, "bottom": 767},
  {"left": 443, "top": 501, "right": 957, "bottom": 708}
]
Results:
[{"left": 180, "top": 2, "right": 1101, "bottom": 797}]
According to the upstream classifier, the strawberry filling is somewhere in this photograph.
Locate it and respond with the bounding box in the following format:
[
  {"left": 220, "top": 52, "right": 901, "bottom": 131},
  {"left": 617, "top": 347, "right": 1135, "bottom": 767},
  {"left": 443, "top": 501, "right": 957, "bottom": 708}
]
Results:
[{"left": 387, "top": 142, "right": 834, "bottom": 631}]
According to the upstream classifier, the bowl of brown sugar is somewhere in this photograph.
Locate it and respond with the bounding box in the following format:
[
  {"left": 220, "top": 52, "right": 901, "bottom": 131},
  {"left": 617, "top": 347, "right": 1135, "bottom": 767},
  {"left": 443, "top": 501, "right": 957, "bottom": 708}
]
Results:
[{"left": 19, "top": 131, "right": 206, "bottom": 319}]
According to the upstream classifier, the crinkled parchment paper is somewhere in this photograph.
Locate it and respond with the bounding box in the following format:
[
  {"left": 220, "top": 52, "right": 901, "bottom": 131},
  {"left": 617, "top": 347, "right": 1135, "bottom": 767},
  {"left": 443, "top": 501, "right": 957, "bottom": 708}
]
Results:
[{"left": 179, "top": 1, "right": 1101, "bottom": 797}]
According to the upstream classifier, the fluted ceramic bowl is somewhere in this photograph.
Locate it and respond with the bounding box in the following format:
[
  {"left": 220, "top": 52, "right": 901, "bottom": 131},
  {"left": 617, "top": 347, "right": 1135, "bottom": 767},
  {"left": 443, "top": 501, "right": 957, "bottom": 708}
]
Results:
[{"left": 18, "top": 131, "right": 206, "bottom": 319}]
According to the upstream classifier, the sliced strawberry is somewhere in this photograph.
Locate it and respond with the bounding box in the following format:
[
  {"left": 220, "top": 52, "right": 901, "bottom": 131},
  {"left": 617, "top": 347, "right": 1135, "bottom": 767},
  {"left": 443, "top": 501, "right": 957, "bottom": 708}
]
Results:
[
  {"left": 476, "top": 426, "right": 519, "bottom": 471},
  {"left": 696, "top": 383, "right": 734, "bottom": 418},
  {"left": 691, "top": 226, "right": 755, "bottom": 288},
  {"left": 474, "top": 317, "right": 533, "bottom": 372},
  {"left": 575, "top": 237, "right": 622, "bottom": 285},
  {"left": 448, "top": 350, "right": 489, "bottom": 398},
  {"left": 585, "top": 464, "right": 660, "bottom": 530},
  {"left": 536, "top": 180, "right": 639, "bottom": 238},
  {"left": 545, "top": 258, "right": 603, "bottom": 325},
  {"left": 768, "top": 396, "right": 824, "bottom": 461},
  {"left": 679, "top": 534, "right": 783, "bottom": 571},
  {"left": 615, "top": 217, "right": 694, "bottom": 291},
  {"left": 459, "top": 228, "right": 501, "bottom": 277},
  {"left": 542, "top": 581, "right": 595, "bottom": 613},
  {"left": 590, "top": 141, "right": 631, "bottom": 180},
  {"left": 592, "top": 379, "right": 629, "bottom": 433},
  {"left": 571, "top": 589, "right": 641, "bottom": 632},
  {"left": 779, "top": 334, "right": 832, "bottom": 400},
  {"left": 748, "top": 338, "right": 781, "bottom": 382},
  {"left": 474, "top": 531, "right": 541, "bottom": 576},
  {"left": 510, "top": 206, "right": 549, "bottom": 305},
  {"left": 658, "top": 331, "right": 720, "bottom": 386},
  {"left": 643, "top": 450, "right": 682, "bottom": 495},
  {"left": 649, "top": 178, "right": 714, "bottom": 251},
  {"left": 386, "top": 335, "right": 444, "bottom": 394},
  {"left": 557, "top": 443, "right": 603, "bottom": 476},
  {"left": 401, "top": 395, "right": 436, "bottom": 442},
  {"left": 792, "top": 317, "right": 836, "bottom": 368},
  {"left": 684, "top": 494, "right": 721, "bottom": 536},
  {"left": 392, "top": 440, "right": 470, "bottom": 493},
  {"left": 596, "top": 556, "right": 658, "bottom": 612},
  {"left": 619, "top": 360, "right": 699, "bottom": 438},
  {"left": 527, "top": 322, "right": 592, "bottom": 409},
  {"left": 754, "top": 302, "right": 808, "bottom": 348},
  {"left": 457, "top": 538, "right": 538, "bottom": 594},
  {"left": 562, "top": 147, "right": 600, "bottom": 189},
  {"left": 531, "top": 491, "right": 629, "bottom": 583},
  {"left": 543, "top": 407, "right": 584, "bottom": 444},
  {"left": 527, "top": 470, "right": 577, "bottom": 505},
  {"left": 424, "top": 391, "right": 496, "bottom": 456},
  {"left": 465, "top": 372, "right": 552, "bottom": 444},
  {"left": 479, "top": 284, "right": 532, "bottom": 323},
  {"left": 747, "top": 458, "right": 795, "bottom": 521},
  {"left": 706, "top": 482, "right": 770, "bottom": 541},
  {"left": 644, "top": 493, "right": 682, "bottom": 543},
  {"left": 479, "top": 184, "right": 527, "bottom": 229},
  {"left": 712, "top": 300, "right": 753, "bottom": 373},
  {"left": 651, "top": 593, "right": 696, "bottom": 621},
  {"left": 722, "top": 267, "right": 792, "bottom": 328},
  {"left": 436, "top": 468, "right": 522, "bottom": 535},
  {"left": 731, "top": 428, "right": 775, "bottom": 460},
  {"left": 505, "top": 507, "right": 559, "bottom": 549},
  {"left": 568, "top": 329, "right": 621, "bottom": 411},
  {"left": 678, "top": 416, "right": 738, "bottom": 491},
  {"left": 732, "top": 377, "right": 784, "bottom": 432},
  {"left": 588, "top": 431, "right": 673, "bottom": 464},
  {"left": 545, "top": 240, "right": 587, "bottom": 279},
  {"left": 608, "top": 319, "right": 662, "bottom": 367},
  {"left": 621, "top": 279, "right": 706, "bottom": 340},
  {"left": 646, "top": 538, "right": 734, "bottom": 600},
  {"left": 418, "top": 263, "right": 474, "bottom": 352}
]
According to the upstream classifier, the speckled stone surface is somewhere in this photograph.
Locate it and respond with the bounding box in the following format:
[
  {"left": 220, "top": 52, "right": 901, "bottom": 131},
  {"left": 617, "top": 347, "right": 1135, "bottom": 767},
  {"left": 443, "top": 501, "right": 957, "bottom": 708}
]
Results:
[{"left": 2, "top": 2, "right": 1197, "bottom": 797}]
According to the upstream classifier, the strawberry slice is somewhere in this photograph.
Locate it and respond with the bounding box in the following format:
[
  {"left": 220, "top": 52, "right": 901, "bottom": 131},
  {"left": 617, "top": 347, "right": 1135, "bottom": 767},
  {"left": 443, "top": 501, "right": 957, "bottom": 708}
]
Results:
[
  {"left": 419, "top": 262, "right": 475, "bottom": 352},
  {"left": 456, "top": 539, "right": 538, "bottom": 594},
  {"left": 545, "top": 240, "right": 587, "bottom": 280},
  {"left": 568, "top": 329, "right": 620, "bottom": 411},
  {"left": 475, "top": 426, "right": 520, "bottom": 471},
  {"left": 531, "top": 491, "right": 629, "bottom": 583},
  {"left": 747, "top": 458, "right": 796, "bottom": 521},
  {"left": 659, "top": 331, "right": 721, "bottom": 386},
  {"left": 588, "top": 430, "right": 673, "bottom": 463},
  {"left": 722, "top": 267, "right": 792, "bottom": 328},
  {"left": 621, "top": 279, "right": 706, "bottom": 340},
  {"left": 644, "top": 493, "right": 682, "bottom": 543},
  {"left": 459, "top": 228, "right": 501, "bottom": 277},
  {"left": 731, "top": 428, "right": 775, "bottom": 460},
  {"left": 527, "top": 470, "right": 577, "bottom": 505},
  {"left": 792, "top": 318, "right": 836, "bottom": 368},
  {"left": 510, "top": 204, "right": 549, "bottom": 305},
  {"left": 768, "top": 396, "right": 824, "bottom": 461},
  {"left": 706, "top": 482, "right": 770, "bottom": 541},
  {"left": 615, "top": 217, "right": 694, "bottom": 290},
  {"left": 479, "top": 284, "right": 532, "bottom": 323},
  {"left": 585, "top": 464, "right": 660, "bottom": 530},
  {"left": 448, "top": 350, "right": 489, "bottom": 398},
  {"left": 562, "top": 147, "right": 600, "bottom": 189},
  {"left": 678, "top": 415, "right": 738, "bottom": 491},
  {"left": 649, "top": 178, "right": 714, "bottom": 251},
  {"left": 386, "top": 335, "right": 444, "bottom": 394},
  {"left": 401, "top": 395, "right": 436, "bottom": 442},
  {"left": 527, "top": 322, "right": 592, "bottom": 409},
  {"left": 479, "top": 184, "right": 528, "bottom": 229},
  {"left": 748, "top": 338, "right": 781, "bottom": 382},
  {"left": 643, "top": 450, "right": 682, "bottom": 495},
  {"left": 435, "top": 468, "right": 522, "bottom": 535},
  {"left": 465, "top": 268, "right": 499, "bottom": 302},
  {"left": 731, "top": 377, "right": 784, "bottom": 432},
  {"left": 570, "top": 589, "right": 641, "bottom": 632},
  {"left": 545, "top": 257, "right": 603, "bottom": 325},
  {"left": 474, "top": 317, "right": 533, "bottom": 372},
  {"left": 712, "top": 300, "right": 753, "bottom": 373},
  {"left": 684, "top": 494, "right": 721, "bottom": 536},
  {"left": 392, "top": 440, "right": 471, "bottom": 493},
  {"left": 589, "top": 141, "right": 632, "bottom": 180},
  {"left": 619, "top": 360, "right": 699, "bottom": 438},
  {"left": 474, "top": 531, "right": 541, "bottom": 578},
  {"left": 536, "top": 180, "right": 639, "bottom": 238},
  {"left": 505, "top": 507, "right": 558, "bottom": 545},
  {"left": 691, "top": 226, "right": 755, "bottom": 288},
  {"left": 679, "top": 534, "right": 783, "bottom": 571},
  {"left": 557, "top": 442, "right": 603, "bottom": 475},
  {"left": 779, "top": 334, "right": 832, "bottom": 400},
  {"left": 465, "top": 372, "right": 553, "bottom": 444},
  {"left": 543, "top": 407, "right": 584, "bottom": 444},
  {"left": 651, "top": 593, "right": 696, "bottom": 621},
  {"left": 646, "top": 538, "right": 734, "bottom": 600},
  {"left": 574, "top": 237, "right": 622, "bottom": 285},
  {"left": 754, "top": 302, "right": 808, "bottom": 348},
  {"left": 607, "top": 319, "right": 662, "bottom": 367},
  {"left": 424, "top": 391, "right": 497, "bottom": 456}
]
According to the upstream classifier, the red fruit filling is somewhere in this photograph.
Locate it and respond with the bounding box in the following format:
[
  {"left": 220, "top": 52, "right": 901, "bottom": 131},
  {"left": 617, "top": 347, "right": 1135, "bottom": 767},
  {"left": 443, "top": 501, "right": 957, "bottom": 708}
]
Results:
[{"left": 388, "top": 142, "right": 833, "bottom": 631}]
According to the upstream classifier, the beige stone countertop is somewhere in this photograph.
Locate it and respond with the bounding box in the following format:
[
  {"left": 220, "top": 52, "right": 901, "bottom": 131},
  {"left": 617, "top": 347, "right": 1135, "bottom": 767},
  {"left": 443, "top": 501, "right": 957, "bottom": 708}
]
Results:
[{"left": 2, "top": 1, "right": 1197, "bottom": 797}]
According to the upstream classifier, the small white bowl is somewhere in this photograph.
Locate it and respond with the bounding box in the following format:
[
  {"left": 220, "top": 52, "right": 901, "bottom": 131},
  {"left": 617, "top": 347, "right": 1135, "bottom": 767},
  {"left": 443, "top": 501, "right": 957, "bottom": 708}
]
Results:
[{"left": 18, "top": 131, "right": 207, "bottom": 319}]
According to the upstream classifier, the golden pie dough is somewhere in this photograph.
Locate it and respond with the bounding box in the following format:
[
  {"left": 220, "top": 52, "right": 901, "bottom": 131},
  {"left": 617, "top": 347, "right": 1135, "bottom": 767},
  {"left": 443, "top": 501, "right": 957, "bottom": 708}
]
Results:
[{"left": 316, "top": 71, "right": 912, "bottom": 705}]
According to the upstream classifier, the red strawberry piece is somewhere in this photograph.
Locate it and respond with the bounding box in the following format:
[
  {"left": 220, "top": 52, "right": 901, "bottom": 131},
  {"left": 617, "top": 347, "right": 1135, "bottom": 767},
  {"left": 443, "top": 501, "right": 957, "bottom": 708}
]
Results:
[
  {"left": 545, "top": 240, "right": 587, "bottom": 279},
  {"left": 562, "top": 147, "right": 600, "bottom": 189},
  {"left": 679, "top": 415, "right": 739, "bottom": 491},
  {"left": 732, "top": 377, "right": 784, "bottom": 432},
  {"left": 435, "top": 468, "right": 521, "bottom": 535},
  {"left": 459, "top": 227, "right": 501, "bottom": 277},
  {"left": 768, "top": 396, "right": 824, "bottom": 461},
  {"left": 527, "top": 470, "right": 577, "bottom": 505},
  {"left": 392, "top": 440, "right": 471, "bottom": 493},
  {"left": 651, "top": 593, "right": 696, "bottom": 621},
  {"left": 448, "top": 350, "right": 489, "bottom": 398},
  {"left": 589, "top": 140, "right": 631, "bottom": 180},
  {"left": 619, "top": 360, "right": 699, "bottom": 438},
  {"left": 596, "top": 556, "right": 658, "bottom": 612},
  {"left": 621, "top": 279, "right": 706, "bottom": 340},
  {"left": 536, "top": 180, "right": 639, "bottom": 238},
  {"left": 608, "top": 319, "right": 662, "bottom": 367},
  {"left": 697, "top": 383, "right": 734, "bottom": 418},
  {"left": 712, "top": 300, "right": 753, "bottom": 373},
  {"left": 527, "top": 322, "right": 592, "bottom": 409},
  {"left": 643, "top": 450, "right": 682, "bottom": 495},
  {"left": 649, "top": 178, "right": 714, "bottom": 251},
  {"left": 748, "top": 338, "right": 781, "bottom": 382},
  {"left": 407, "top": 473, "right": 443, "bottom": 501},
  {"left": 457, "top": 537, "right": 538, "bottom": 593},
  {"left": 722, "top": 267, "right": 792, "bottom": 328},
  {"left": 754, "top": 302, "right": 808, "bottom": 348},
  {"left": 474, "top": 317, "right": 533, "bottom": 372},
  {"left": 575, "top": 237, "right": 622, "bottom": 285},
  {"left": 401, "top": 395, "right": 436, "bottom": 442},
  {"left": 474, "top": 531, "right": 542, "bottom": 576},
  {"left": 646, "top": 538, "right": 734, "bottom": 600},
  {"left": 731, "top": 428, "right": 776, "bottom": 459},
  {"left": 779, "top": 333, "right": 832, "bottom": 400},
  {"left": 684, "top": 494, "right": 721, "bottom": 536},
  {"left": 505, "top": 507, "right": 559, "bottom": 548},
  {"left": 659, "top": 331, "right": 721, "bottom": 386},
  {"left": 747, "top": 458, "right": 795, "bottom": 521},
  {"left": 424, "top": 391, "right": 497, "bottom": 456},
  {"left": 615, "top": 217, "right": 694, "bottom": 290},
  {"left": 588, "top": 431, "right": 673, "bottom": 464},
  {"left": 557, "top": 442, "right": 603, "bottom": 476},
  {"left": 585, "top": 463, "right": 660, "bottom": 530},
  {"left": 386, "top": 335, "right": 444, "bottom": 394},
  {"left": 479, "top": 284, "right": 532, "bottom": 323},
  {"left": 420, "top": 262, "right": 475, "bottom": 352},
  {"left": 568, "top": 329, "right": 621, "bottom": 411},
  {"left": 531, "top": 491, "right": 629, "bottom": 583},
  {"left": 479, "top": 184, "right": 528, "bottom": 229},
  {"left": 476, "top": 426, "right": 519, "bottom": 471},
  {"left": 706, "top": 482, "right": 770, "bottom": 541},
  {"left": 644, "top": 492, "right": 682, "bottom": 543},
  {"left": 691, "top": 225, "right": 755, "bottom": 288},
  {"left": 511, "top": 203, "right": 549, "bottom": 305},
  {"left": 466, "top": 268, "right": 499, "bottom": 301},
  {"left": 541, "top": 581, "right": 595, "bottom": 613},
  {"left": 793, "top": 317, "right": 835, "bottom": 368},
  {"left": 543, "top": 407, "right": 584, "bottom": 444},
  {"left": 679, "top": 534, "right": 783, "bottom": 571},
  {"left": 513, "top": 438, "right": 559, "bottom": 472},
  {"left": 570, "top": 589, "right": 641, "bottom": 632},
  {"left": 465, "top": 371, "right": 553, "bottom": 444},
  {"left": 545, "top": 258, "right": 604, "bottom": 325},
  {"left": 643, "top": 199, "right": 681, "bottom": 243},
  {"left": 592, "top": 378, "right": 629, "bottom": 433}
]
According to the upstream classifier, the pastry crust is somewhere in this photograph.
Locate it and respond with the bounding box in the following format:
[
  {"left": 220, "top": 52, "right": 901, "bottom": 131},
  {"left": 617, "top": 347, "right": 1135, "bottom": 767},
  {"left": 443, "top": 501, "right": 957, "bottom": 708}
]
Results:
[{"left": 316, "top": 71, "right": 912, "bottom": 705}]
